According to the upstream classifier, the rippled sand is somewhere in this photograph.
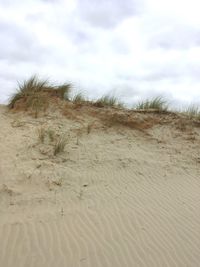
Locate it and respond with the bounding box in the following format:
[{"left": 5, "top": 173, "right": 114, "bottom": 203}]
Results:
[{"left": 1, "top": 104, "right": 200, "bottom": 267}]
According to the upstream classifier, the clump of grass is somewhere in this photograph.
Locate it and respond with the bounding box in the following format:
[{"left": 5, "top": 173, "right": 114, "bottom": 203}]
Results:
[
  {"left": 37, "top": 127, "right": 46, "bottom": 143},
  {"left": 47, "top": 128, "right": 56, "bottom": 142},
  {"left": 94, "top": 95, "right": 124, "bottom": 108},
  {"left": 52, "top": 178, "right": 63, "bottom": 187},
  {"left": 183, "top": 105, "right": 200, "bottom": 119},
  {"left": 72, "top": 92, "right": 86, "bottom": 103},
  {"left": 87, "top": 122, "right": 94, "bottom": 134},
  {"left": 56, "top": 83, "right": 71, "bottom": 100},
  {"left": 37, "top": 127, "right": 68, "bottom": 156},
  {"left": 53, "top": 136, "right": 67, "bottom": 156},
  {"left": 135, "top": 97, "right": 168, "bottom": 111},
  {"left": 8, "top": 75, "right": 52, "bottom": 109},
  {"left": 8, "top": 76, "right": 72, "bottom": 117}
]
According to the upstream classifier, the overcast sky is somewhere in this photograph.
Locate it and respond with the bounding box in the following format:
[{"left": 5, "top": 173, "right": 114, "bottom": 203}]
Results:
[{"left": 0, "top": 0, "right": 200, "bottom": 107}]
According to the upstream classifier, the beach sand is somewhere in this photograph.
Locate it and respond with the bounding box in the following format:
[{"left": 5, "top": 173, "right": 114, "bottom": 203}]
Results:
[{"left": 0, "top": 104, "right": 200, "bottom": 267}]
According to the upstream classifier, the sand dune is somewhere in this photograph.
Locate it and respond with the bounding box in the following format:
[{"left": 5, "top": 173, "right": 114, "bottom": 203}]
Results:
[{"left": 0, "top": 104, "right": 200, "bottom": 267}]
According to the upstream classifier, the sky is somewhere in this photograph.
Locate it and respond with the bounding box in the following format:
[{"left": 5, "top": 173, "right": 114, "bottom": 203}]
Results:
[{"left": 0, "top": 0, "right": 200, "bottom": 107}]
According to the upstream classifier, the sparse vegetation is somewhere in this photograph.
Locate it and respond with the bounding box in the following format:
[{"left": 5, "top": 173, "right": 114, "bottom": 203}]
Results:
[
  {"left": 94, "top": 95, "right": 124, "bottom": 108},
  {"left": 72, "top": 92, "right": 86, "bottom": 103},
  {"left": 36, "top": 126, "right": 67, "bottom": 156},
  {"left": 52, "top": 178, "right": 63, "bottom": 186},
  {"left": 8, "top": 76, "right": 71, "bottom": 117},
  {"left": 135, "top": 97, "right": 168, "bottom": 112},
  {"left": 8, "top": 75, "right": 52, "bottom": 109},
  {"left": 183, "top": 105, "right": 200, "bottom": 119},
  {"left": 47, "top": 128, "right": 56, "bottom": 142},
  {"left": 53, "top": 136, "right": 67, "bottom": 156},
  {"left": 56, "top": 83, "right": 71, "bottom": 100},
  {"left": 87, "top": 122, "right": 94, "bottom": 134},
  {"left": 37, "top": 127, "right": 46, "bottom": 143},
  {"left": 7, "top": 75, "right": 200, "bottom": 132}
]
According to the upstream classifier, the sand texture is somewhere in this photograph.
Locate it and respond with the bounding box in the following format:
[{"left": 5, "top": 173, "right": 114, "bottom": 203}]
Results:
[{"left": 0, "top": 104, "right": 200, "bottom": 267}]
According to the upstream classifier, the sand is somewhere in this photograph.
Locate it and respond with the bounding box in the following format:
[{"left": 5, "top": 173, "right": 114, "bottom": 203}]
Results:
[{"left": 0, "top": 104, "right": 200, "bottom": 267}]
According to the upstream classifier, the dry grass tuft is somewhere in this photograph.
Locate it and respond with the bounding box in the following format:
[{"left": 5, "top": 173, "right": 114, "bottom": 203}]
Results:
[
  {"left": 47, "top": 128, "right": 56, "bottom": 142},
  {"left": 135, "top": 97, "right": 168, "bottom": 112},
  {"left": 8, "top": 76, "right": 51, "bottom": 109},
  {"left": 72, "top": 92, "right": 86, "bottom": 104},
  {"left": 87, "top": 122, "right": 94, "bottom": 134},
  {"left": 36, "top": 127, "right": 68, "bottom": 157},
  {"left": 37, "top": 127, "right": 46, "bottom": 143},
  {"left": 53, "top": 136, "right": 67, "bottom": 156},
  {"left": 55, "top": 83, "right": 71, "bottom": 100},
  {"left": 94, "top": 95, "right": 124, "bottom": 108},
  {"left": 8, "top": 76, "right": 72, "bottom": 117},
  {"left": 183, "top": 105, "right": 200, "bottom": 119}
]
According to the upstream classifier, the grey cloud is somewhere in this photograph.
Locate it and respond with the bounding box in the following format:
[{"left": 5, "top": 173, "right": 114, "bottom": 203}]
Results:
[
  {"left": 187, "top": 64, "right": 200, "bottom": 80},
  {"left": 40, "top": 0, "right": 57, "bottom": 2},
  {"left": 143, "top": 62, "right": 200, "bottom": 82},
  {"left": 69, "top": 30, "right": 92, "bottom": 48},
  {"left": 0, "top": 0, "right": 51, "bottom": 6},
  {"left": 108, "top": 81, "right": 173, "bottom": 107},
  {"left": 26, "top": 12, "right": 45, "bottom": 22},
  {"left": 0, "top": 19, "right": 52, "bottom": 64},
  {"left": 150, "top": 25, "right": 200, "bottom": 50},
  {"left": 0, "top": 0, "right": 32, "bottom": 6},
  {"left": 115, "top": 67, "right": 181, "bottom": 83},
  {"left": 110, "top": 37, "right": 130, "bottom": 54},
  {"left": 143, "top": 69, "right": 181, "bottom": 82},
  {"left": 0, "top": 0, "right": 14, "bottom": 6},
  {"left": 76, "top": 0, "right": 142, "bottom": 28},
  {"left": 0, "top": 0, "right": 200, "bottom": 107}
]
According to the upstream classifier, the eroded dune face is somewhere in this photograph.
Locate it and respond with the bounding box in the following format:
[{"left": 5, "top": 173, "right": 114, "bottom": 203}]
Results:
[{"left": 0, "top": 104, "right": 200, "bottom": 267}]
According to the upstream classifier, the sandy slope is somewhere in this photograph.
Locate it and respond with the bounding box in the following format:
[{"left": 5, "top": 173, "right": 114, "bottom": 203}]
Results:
[{"left": 0, "top": 104, "right": 200, "bottom": 267}]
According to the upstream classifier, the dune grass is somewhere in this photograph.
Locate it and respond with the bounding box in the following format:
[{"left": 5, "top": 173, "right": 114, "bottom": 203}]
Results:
[
  {"left": 37, "top": 126, "right": 67, "bottom": 156},
  {"left": 37, "top": 127, "right": 46, "bottom": 143},
  {"left": 47, "top": 128, "right": 56, "bottom": 142},
  {"left": 94, "top": 95, "right": 124, "bottom": 108},
  {"left": 8, "top": 75, "right": 52, "bottom": 109},
  {"left": 53, "top": 136, "right": 67, "bottom": 156},
  {"left": 183, "top": 105, "right": 200, "bottom": 119},
  {"left": 135, "top": 97, "right": 168, "bottom": 111},
  {"left": 56, "top": 83, "right": 71, "bottom": 100},
  {"left": 8, "top": 75, "right": 72, "bottom": 117},
  {"left": 8, "top": 75, "right": 200, "bottom": 125},
  {"left": 72, "top": 92, "right": 86, "bottom": 103},
  {"left": 37, "top": 127, "right": 57, "bottom": 144}
]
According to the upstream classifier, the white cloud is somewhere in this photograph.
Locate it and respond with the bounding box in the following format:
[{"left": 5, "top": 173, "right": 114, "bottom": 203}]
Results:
[{"left": 0, "top": 0, "right": 200, "bottom": 107}]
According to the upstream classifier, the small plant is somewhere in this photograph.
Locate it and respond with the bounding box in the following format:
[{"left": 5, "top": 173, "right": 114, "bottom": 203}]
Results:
[
  {"left": 52, "top": 178, "right": 63, "bottom": 186},
  {"left": 53, "top": 136, "right": 67, "bottom": 156},
  {"left": 47, "top": 128, "right": 56, "bottom": 142},
  {"left": 72, "top": 92, "right": 86, "bottom": 103},
  {"left": 135, "top": 97, "right": 168, "bottom": 111},
  {"left": 87, "top": 122, "right": 93, "bottom": 134},
  {"left": 56, "top": 83, "right": 71, "bottom": 100},
  {"left": 183, "top": 105, "right": 200, "bottom": 119},
  {"left": 37, "top": 127, "right": 46, "bottom": 143},
  {"left": 94, "top": 95, "right": 123, "bottom": 108}
]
